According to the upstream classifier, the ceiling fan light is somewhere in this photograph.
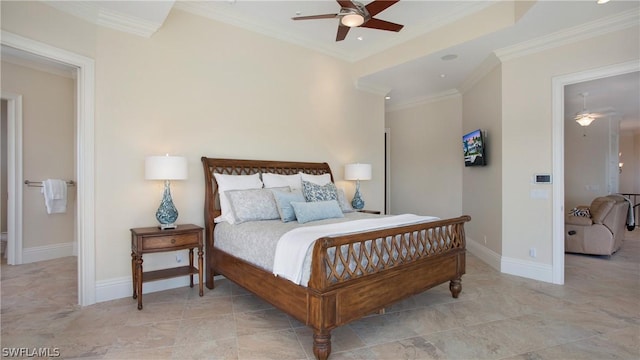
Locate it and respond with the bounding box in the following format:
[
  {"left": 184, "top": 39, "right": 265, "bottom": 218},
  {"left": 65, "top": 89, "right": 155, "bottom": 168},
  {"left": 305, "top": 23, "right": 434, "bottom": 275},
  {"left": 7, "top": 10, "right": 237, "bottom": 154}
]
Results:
[
  {"left": 341, "top": 13, "right": 364, "bottom": 27},
  {"left": 576, "top": 114, "right": 595, "bottom": 126}
]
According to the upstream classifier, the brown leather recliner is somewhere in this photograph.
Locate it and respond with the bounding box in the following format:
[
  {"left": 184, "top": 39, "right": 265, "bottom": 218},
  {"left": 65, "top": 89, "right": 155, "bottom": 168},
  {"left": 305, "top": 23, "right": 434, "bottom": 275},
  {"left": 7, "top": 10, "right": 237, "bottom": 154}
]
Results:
[{"left": 565, "top": 194, "right": 628, "bottom": 256}]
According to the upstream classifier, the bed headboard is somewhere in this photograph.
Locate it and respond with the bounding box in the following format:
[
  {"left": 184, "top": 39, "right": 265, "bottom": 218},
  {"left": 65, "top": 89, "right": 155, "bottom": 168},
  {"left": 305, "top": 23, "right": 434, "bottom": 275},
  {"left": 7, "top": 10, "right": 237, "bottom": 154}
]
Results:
[{"left": 200, "top": 157, "right": 334, "bottom": 228}]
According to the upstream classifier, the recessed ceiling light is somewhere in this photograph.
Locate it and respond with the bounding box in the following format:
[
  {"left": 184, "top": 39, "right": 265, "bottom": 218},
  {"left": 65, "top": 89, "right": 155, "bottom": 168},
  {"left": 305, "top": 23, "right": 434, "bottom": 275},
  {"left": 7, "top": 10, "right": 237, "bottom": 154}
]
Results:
[
  {"left": 440, "top": 74, "right": 446, "bottom": 78},
  {"left": 596, "top": 0, "right": 610, "bottom": 4},
  {"left": 441, "top": 54, "right": 458, "bottom": 61},
  {"left": 357, "top": 36, "right": 363, "bottom": 41},
  {"left": 385, "top": 96, "right": 391, "bottom": 100},
  {"left": 295, "top": 11, "right": 301, "bottom": 16}
]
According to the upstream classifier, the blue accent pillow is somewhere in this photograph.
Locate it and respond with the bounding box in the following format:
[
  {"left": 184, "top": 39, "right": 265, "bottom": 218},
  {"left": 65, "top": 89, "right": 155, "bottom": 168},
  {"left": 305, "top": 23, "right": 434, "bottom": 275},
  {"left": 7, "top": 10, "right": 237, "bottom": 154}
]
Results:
[
  {"left": 301, "top": 180, "right": 338, "bottom": 202},
  {"left": 272, "top": 190, "right": 306, "bottom": 222},
  {"left": 290, "top": 200, "right": 344, "bottom": 224}
]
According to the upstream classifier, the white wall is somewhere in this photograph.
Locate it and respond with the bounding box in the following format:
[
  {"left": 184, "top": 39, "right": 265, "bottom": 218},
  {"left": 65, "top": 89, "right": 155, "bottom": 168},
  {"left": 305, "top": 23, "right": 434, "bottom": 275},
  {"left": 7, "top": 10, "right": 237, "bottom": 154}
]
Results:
[
  {"left": 385, "top": 95, "right": 462, "bottom": 219},
  {"left": 1, "top": 2, "right": 385, "bottom": 292}
]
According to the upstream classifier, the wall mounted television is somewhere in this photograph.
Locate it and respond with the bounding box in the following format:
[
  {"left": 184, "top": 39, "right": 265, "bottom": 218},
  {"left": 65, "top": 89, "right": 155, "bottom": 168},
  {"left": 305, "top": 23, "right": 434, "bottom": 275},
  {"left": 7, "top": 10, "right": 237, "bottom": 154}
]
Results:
[{"left": 463, "top": 129, "right": 486, "bottom": 167}]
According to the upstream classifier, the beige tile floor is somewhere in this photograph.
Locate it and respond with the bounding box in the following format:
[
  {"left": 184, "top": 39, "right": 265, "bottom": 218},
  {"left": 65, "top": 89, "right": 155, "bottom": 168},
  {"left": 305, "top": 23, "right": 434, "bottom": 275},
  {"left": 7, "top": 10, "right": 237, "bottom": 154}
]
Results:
[{"left": 1, "top": 231, "right": 638, "bottom": 359}]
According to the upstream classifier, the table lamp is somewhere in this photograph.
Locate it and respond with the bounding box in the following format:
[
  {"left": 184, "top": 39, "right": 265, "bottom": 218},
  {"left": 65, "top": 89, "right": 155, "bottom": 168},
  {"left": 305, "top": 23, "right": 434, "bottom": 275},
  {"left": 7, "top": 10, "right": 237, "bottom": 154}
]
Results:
[
  {"left": 145, "top": 155, "right": 187, "bottom": 229},
  {"left": 344, "top": 163, "right": 371, "bottom": 210}
]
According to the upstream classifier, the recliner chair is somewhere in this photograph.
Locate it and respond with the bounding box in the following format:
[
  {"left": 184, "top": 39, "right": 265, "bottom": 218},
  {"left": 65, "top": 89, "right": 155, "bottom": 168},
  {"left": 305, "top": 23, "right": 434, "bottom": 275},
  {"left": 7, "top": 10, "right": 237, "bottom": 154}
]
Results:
[{"left": 565, "top": 194, "right": 628, "bottom": 256}]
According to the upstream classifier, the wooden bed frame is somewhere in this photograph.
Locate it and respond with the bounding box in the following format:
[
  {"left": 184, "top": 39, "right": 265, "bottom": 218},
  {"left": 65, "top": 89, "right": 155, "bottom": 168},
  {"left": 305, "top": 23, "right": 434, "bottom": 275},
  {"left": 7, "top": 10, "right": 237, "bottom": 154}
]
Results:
[{"left": 201, "top": 157, "right": 470, "bottom": 359}]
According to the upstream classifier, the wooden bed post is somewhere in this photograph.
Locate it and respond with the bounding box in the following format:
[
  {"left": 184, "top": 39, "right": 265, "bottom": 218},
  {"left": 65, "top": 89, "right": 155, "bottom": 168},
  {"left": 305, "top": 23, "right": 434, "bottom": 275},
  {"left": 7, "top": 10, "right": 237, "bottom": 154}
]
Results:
[
  {"left": 312, "top": 329, "right": 331, "bottom": 360},
  {"left": 449, "top": 278, "right": 462, "bottom": 298}
]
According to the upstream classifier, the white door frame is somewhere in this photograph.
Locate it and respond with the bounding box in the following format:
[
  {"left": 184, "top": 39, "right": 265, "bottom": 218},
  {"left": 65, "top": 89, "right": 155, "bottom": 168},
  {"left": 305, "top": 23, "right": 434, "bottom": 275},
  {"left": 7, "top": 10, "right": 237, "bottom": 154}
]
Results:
[
  {"left": 1, "top": 31, "right": 96, "bottom": 306},
  {"left": 1, "top": 92, "right": 23, "bottom": 265},
  {"left": 551, "top": 60, "right": 639, "bottom": 285}
]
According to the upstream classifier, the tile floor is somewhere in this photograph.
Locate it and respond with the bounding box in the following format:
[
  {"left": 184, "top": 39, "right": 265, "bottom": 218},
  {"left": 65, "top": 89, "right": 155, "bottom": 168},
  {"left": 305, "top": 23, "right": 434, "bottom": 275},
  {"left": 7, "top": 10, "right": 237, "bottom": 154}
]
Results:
[{"left": 1, "top": 231, "right": 638, "bottom": 359}]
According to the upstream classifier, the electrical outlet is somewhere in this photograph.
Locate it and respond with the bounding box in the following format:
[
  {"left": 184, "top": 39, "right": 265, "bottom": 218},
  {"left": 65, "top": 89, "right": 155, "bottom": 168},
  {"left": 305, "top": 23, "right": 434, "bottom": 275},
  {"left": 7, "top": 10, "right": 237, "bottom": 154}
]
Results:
[
  {"left": 529, "top": 248, "right": 537, "bottom": 258},
  {"left": 176, "top": 253, "right": 183, "bottom": 263},
  {"left": 483, "top": 235, "right": 487, "bottom": 245}
]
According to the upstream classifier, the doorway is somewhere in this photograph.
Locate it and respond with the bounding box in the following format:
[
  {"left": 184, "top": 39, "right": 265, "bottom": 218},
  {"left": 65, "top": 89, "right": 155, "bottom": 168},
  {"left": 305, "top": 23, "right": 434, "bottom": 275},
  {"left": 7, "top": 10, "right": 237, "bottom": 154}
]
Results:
[
  {"left": 551, "top": 60, "right": 639, "bottom": 285},
  {"left": 1, "top": 31, "right": 96, "bottom": 306}
]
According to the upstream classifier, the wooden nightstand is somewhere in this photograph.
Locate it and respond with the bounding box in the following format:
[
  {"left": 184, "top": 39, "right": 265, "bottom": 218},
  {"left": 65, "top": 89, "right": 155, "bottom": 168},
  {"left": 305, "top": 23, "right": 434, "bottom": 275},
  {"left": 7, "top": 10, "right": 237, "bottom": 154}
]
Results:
[
  {"left": 130, "top": 224, "right": 203, "bottom": 310},
  {"left": 358, "top": 209, "right": 381, "bottom": 214}
]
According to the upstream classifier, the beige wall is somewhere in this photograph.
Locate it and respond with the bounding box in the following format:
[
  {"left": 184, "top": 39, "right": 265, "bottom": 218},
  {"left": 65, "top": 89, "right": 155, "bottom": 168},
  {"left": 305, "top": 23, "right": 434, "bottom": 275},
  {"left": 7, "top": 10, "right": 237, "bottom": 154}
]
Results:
[
  {"left": 0, "top": 61, "right": 76, "bottom": 249},
  {"left": 385, "top": 95, "right": 462, "bottom": 219},
  {"left": 619, "top": 131, "right": 640, "bottom": 194},
  {"left": 564, "top": 116, "right": 614, "bottom": 210},
  {"left": 1, "top": 2, "right": 385, "bottom": 281},
  {"left": 462, "top": 65, "right": 503, "bottom": 255},
  {"left": 501, "top": 25, "right": 639, "bottom": 264}
]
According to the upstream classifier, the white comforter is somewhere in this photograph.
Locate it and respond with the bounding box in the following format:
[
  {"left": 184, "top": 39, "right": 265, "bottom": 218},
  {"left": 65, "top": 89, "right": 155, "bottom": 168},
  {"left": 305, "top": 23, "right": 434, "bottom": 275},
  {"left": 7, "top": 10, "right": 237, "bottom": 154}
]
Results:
[{"left": 273, "top": 214, "right": 439, "bottom": 285}]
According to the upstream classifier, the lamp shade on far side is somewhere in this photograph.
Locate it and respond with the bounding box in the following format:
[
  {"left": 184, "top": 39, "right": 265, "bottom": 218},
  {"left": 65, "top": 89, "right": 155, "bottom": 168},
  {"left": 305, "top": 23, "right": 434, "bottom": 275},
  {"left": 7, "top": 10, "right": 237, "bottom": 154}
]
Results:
[
  {"left": 145, "top": 155, "right": 187, "bottom": 229},
  {"left": 344, "top": 163, "right": 372, "bottom": 181}
]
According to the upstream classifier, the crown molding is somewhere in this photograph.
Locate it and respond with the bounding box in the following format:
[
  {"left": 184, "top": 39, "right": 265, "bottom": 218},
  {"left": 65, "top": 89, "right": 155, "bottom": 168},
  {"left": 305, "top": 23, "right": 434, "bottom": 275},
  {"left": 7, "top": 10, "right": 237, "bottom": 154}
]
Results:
[
  {"left": 174, "top": 1, "right": 494, "bottom": 63},
  {"left": 355, "top": 79, "right": 391, "bottom": 96},
  {"left": 495, "top": 8, "right": 640, "bottom": 62},
  {"left": 173, "top": 2, "right": 355, "bottom": 61},
  {"left": 386, "top": 89, "right": 461, "bottom": 113},
  {"left": 45, "top": 1, "right": 169, "bottom": 38}
]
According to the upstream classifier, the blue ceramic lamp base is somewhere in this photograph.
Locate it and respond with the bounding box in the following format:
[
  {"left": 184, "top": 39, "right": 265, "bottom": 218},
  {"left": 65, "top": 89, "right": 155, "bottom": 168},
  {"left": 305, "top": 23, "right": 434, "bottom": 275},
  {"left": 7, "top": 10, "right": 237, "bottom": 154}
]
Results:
[
  {"left": 156, "top": 180, "right": 179, "bottom": 230},
  {"left": 351, "top": 180, "right": 365, "bottom": 210}
]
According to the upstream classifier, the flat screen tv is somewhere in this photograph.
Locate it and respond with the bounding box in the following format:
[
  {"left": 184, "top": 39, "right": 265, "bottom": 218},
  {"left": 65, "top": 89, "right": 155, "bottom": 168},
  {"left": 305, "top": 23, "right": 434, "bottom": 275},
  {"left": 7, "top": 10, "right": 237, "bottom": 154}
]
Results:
[{"left": 463, "top": 129, "right": 486, "bottom": 167}]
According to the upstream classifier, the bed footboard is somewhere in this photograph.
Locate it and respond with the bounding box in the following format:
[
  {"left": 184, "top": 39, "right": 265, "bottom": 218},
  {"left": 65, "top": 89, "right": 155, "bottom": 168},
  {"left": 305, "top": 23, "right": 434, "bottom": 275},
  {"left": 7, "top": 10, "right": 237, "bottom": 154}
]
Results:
[{"left": 306, "top": 215, "right": 470, "bottom": 359}]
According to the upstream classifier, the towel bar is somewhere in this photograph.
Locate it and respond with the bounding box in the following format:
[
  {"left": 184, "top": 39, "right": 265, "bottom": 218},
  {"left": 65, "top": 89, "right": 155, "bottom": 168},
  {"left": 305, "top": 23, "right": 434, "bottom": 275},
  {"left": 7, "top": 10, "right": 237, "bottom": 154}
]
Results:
[{"left": 24, "top": 180, "right": 75, "bottom": 187}]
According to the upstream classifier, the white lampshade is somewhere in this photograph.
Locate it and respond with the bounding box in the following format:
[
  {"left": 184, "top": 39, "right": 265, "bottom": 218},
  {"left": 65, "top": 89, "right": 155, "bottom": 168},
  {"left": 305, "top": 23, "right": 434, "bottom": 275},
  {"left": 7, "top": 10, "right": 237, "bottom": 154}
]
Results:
[
  {"left": 145, "top": 155, "right": 188, "bottom": 180},
  {"left": 344, "top": 163, "right": 372, "bottom": 181}
]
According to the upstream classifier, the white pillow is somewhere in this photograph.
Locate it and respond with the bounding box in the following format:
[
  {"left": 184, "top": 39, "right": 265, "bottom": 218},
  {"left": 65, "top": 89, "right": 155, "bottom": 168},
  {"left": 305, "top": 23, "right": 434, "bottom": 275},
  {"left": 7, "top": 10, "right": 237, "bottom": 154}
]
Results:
[
  {"left": 213, "top": 173, "right": 263, "bottom": 224},
  {"left": 300, "top": 172, "right": 332, "bottom": 185},
  {"left": 263, "top": 173, "right": 302, "bottom": 190}
]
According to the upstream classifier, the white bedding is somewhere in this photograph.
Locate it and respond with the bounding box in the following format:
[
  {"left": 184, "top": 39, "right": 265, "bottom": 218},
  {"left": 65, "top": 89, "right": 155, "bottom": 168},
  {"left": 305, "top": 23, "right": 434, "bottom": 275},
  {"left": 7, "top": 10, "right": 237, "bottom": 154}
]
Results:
[
  {"left": 214, "top": 212, "right": 444, "bottom": 286},
  {"left": 273, "top": 214, "right": 439, "bottom": 284}
]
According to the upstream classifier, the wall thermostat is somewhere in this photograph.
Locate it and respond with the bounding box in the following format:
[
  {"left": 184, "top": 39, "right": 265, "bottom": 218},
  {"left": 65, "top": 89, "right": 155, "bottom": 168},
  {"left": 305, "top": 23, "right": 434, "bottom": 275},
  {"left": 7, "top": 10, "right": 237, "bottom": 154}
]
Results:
[{"left": 534, "top": 174, "right": 552, "bottom": 184}]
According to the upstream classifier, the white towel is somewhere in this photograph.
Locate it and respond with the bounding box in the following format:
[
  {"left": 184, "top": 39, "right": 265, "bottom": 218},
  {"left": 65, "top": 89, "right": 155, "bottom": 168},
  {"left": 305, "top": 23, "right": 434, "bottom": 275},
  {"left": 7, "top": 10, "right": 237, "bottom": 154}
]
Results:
[{"left": 42, "top": 179, "right": 67, "bottom": 214}]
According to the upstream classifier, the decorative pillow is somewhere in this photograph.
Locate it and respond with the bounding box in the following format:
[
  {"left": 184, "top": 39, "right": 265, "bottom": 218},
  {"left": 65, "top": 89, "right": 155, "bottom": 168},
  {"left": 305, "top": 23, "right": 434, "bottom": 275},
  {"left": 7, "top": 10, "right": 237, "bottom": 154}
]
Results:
[
  {"left": 301, "top": 180, "right": 338, "bottom": 202},
  {"left": 263, "top": 173, "right": 302, "bottom": 190},
  {"left": 569, "top": 207, "right": 591, "bottom": 217},
  {"left": 272, "top": 189, "right": 306, "bottom": 222},
  {"left": 226, "top": 187, "right": 288, "bottom": 224},
  {"left": 290, "top": 200, "right": 344, "bottom": 224},
  {"left": 213, "top": 173, "right": 263, "bottom": 224},
  {"left": 336, "top": 188, "right": 354, "bottom": 213},
  {"left": 300, "top": 172, "right": 332, "bottom": 185}
]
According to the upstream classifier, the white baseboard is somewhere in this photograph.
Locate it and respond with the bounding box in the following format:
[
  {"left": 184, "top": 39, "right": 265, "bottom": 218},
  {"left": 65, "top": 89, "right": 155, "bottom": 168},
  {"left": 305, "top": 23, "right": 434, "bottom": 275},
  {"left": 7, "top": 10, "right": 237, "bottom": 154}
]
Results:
[
  {"left": 466, "top": 236, "right": 501, "bottom": 271},
  {"left": 95, "top": 273, "right": 202, "bottom": 303},
  {"left": 501, "top": 256, "right": 554, "bottom": 283},
  {"left": 22, "top": 242, "right": 74, "bottom": 264},
  {"left": 467, "top": 237, "right": 553, "bottom": 283}
]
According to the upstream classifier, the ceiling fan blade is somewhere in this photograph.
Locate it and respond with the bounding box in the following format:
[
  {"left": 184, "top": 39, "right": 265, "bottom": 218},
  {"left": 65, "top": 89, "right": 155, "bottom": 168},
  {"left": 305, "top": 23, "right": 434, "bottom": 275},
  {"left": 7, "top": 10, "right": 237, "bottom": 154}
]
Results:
[
  {"left": 337, "top": 0, "right": 357, "bottom": 10},
  {"left": 361, "top": 18, "right": 404, "bottom": 32},
  {"left": 365, "top": 0, "right": 400, "bottom": 17},
  {"left": 336, "top": 24, "right": 350, "bottom": 41},
  {"left": 292, "top": 13, "right": 338, "bottom": 21}
]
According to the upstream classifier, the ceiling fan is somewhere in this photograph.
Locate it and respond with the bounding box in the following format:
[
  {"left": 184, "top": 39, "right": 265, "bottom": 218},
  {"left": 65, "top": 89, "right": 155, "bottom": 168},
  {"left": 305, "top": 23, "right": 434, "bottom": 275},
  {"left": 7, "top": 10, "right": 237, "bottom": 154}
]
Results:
[
  {"left": 292, "top": 0, "right": 404, "bottom": 42},
  {"left": 574, "top": 92, "right": 608, "bottom": 126}
]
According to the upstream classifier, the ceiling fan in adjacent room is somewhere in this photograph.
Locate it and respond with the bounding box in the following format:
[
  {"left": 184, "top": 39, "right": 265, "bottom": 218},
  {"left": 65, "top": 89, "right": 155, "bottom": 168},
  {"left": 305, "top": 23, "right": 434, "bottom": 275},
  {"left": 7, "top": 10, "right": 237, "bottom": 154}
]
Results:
[
  {"left": 292, "top": 0, "right": 404, "bottom": 41},
  {"left": 574, "top": 92, "right": 608, "bottom": 126}
]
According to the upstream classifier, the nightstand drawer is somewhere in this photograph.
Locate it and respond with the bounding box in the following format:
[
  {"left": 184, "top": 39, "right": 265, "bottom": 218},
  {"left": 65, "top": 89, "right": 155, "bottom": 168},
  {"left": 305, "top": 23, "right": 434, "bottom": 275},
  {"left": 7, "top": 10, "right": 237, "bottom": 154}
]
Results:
[{"left": 142, "top": 233, "right": 198, "bottom": 250}]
